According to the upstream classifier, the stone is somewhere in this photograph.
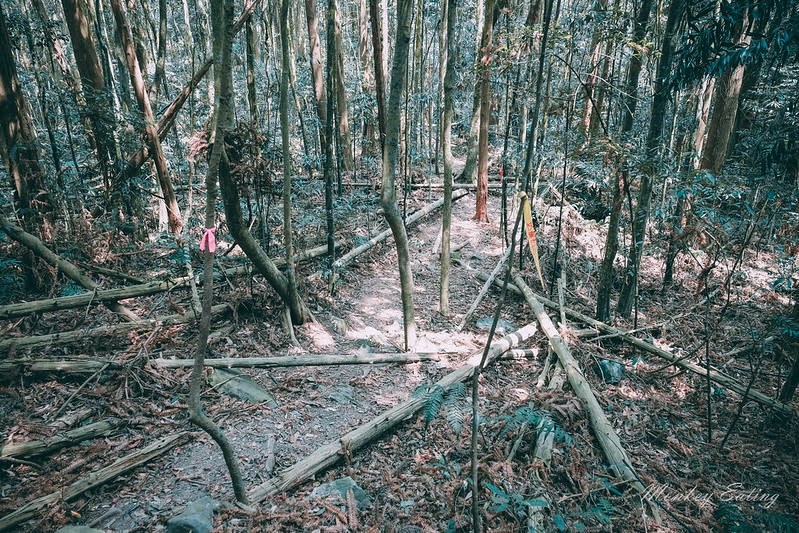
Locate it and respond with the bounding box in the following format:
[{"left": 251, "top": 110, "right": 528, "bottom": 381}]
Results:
[
  {"left": 326, "top": 385, "right": 354, "bottom": 405},
  {"left": 55, "top": 527, "right": 105, "bottom": 533},
  {"left": 597, "top": 360, "right": 625, "bottom": 385},
  {"left": 208, "top": 369, "right": 278, "bottom": 407},
  {"left": 309, "top": 476, "right": 371, "bottom": 510},
  {"left": 166, "top": 496, "right": 219, "bottom": 533}
]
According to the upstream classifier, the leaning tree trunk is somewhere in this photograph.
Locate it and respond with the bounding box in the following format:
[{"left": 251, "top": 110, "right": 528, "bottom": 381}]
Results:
[
  {"left": 189, "top": 0, "right": 248, "bottom": 504},
  {"left": 616, "top": 0, "right": 685, "bottom": 318},
  {"left": 439, "top": 0, "right": 457, "bottom": 316},
  {"left": 382, "top": 0, "right": 416, "bottom": 351},
  {"left": 110, "top": 0, "right": 183, "bottom": 233}
]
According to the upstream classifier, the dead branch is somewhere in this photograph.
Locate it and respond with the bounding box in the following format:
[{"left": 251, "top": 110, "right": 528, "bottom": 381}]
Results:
[
  {"left": 247, "top": 323, "right": 538, "bottom": 503},
  {"left": 474, "top": 269, "right": 796, "bottom": 417},
  {"left": 0, "top": 238, "right": 335, "bottom": 321},
  {"left": 151, "top": 352, "right": 445, "bottom": 369},
  {"left": 333, "top": 189, "right": 469, "bottom": 273},
  {"left": 0, "top": 305, "right": 228, "bottom": 354},
  {"left": 1, "top": 419, "right": 121, "bottom": 458},
  {"left": 0, "top": 432, "right": 191, "bottom": 531},
  {"left": 0, "top": 358, "right": 119, "bottom": 374},
  {"left": 0, "top": 216, "right": 139, "bottom": 321},
  {"left": 512, "top": 272, "right": 661, "bottom": 523}
]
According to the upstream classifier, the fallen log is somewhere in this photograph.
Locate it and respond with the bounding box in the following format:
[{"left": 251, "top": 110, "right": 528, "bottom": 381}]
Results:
[
  {"left": 152, "top": 352, "right": 444, "bottom": 369},
  {"left": 1, "top": 419, "right": 121, "bottom": 458},
  {"left": 0, "top": 358, "right": 119, "bottom": 375},
  {"left": 0, "top": 432, "right": 191, "bottom": 531},
  {"left": 248, "top": 323, "right": 538, "bottom": 503},
  {"left": 0, "top": 304, "right": 228, "bottom": 354},
  {"left": 475, "top": 270, "right": 797, "bottom": 417},
  {"left": 513, "top": 272, "right": 659, "bottom": 523},
  {"left": 0, "top": 217, "right": 139, "bottom": 321},
  {"left": 346, "top": 182, "right": 505, "bottom": 190},
  {"left": 0, "top": 239, "right": 338, "bottom": 321},
  {"left": 333, "top": 188, "right": 469, "bottom": 272}
]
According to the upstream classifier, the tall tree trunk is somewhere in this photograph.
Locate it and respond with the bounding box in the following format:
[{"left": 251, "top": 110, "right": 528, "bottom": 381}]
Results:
[
  {"left": 304, "top": 0, "right": 328, "bottom": 151},
  {"left": 369, "top": 0, "right": 387, "bottom": 152},
  {"left": 473, "top": 0, "right": 494, "bottom": 222},
  {"left": 581, "top": 0, "right": 608, "bottom": 136},
  {"left": 60, "top": 0, "right": 118, "bottom": 193},
  {"left": 279, "top": 0, "right": 303, "bottom": 323},
  {"left": 699, "top": 10, "right": 751, "bottom": 174},
  {"left": 616, "top": 0, "right": 685, "bottom": 318},
  {"left": 595, "top": 0, "right": 654, "bottom": 320},
  {"left": 0, "top": 4, "right": 52, "bottom": 238},
  {"left": 189, "top": 0, "right": 248, "bottom": 504},
  {"left": 619, "top": 0, "right": 654, "bottom": 134},
  {"left": 459, "top": 0, "right": 484, "bottom": 184},
  {"left": 333, "top": 9, "right": 353, "bottom": 170},
  {"left": 382, "top": 0, "right": 416, "bottom": 351},
  {"left": 520, "top": 0, "right": 555, "bottom": 189},
  {"left": 439, "top": 0, "right": 457, "bottom": 316},
  {"left": 358, "top": 0, "right": 375, "bottom": 151},
  {"left": 149, "top": 0, "right": 167, "bottom": 104},
  {"left": 246, "top": 18, "right": 259, "bottom": 124},
  {"left": 110, "top": 0, "right": 183, "bottom": 233}
]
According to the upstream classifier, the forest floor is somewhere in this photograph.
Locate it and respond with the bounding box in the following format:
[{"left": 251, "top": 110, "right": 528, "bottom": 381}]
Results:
[{"left": 1, "top": 169, "right": 798, "bottom": 533}]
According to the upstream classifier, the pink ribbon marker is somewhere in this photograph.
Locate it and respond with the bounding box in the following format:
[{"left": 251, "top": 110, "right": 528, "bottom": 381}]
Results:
[{"left": 200, "top": 227, "right": 216, "bottom": 253}]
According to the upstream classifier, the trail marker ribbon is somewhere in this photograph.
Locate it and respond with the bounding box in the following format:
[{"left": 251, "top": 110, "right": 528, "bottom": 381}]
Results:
[
  {"left": 200, "top": 228, "right": 217, "bottom": 253},
  {"left": 520, "top": 192, "right": 545, "bottom": 290}
]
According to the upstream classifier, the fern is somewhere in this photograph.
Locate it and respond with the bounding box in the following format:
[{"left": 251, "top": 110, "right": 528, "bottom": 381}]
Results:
[
  {"left": 412, "top": 382, "right": 469, "bottom": 434},
  {"left": 715, "top": 502, "right": 756, "bottom": 533},
  {"left": 497, "top": 404, "right": 574, "bottom": 446}
]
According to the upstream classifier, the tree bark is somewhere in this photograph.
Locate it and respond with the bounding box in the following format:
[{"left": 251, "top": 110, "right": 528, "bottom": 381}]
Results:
[
  {"left": 381, "top": 0, "right": 417, "bottom": 351},
  {"left": 111, "top": 0, "right": 183, "bottom": 233},
  {"left": 333, "top": 8, "right": 353, "bottom": 170}
]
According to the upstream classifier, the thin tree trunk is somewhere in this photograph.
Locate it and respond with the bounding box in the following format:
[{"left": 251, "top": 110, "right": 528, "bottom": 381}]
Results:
[
  {"left": 369, "top": 0, "right": 387, "bottom": 151},
  {"left": 304, "top": 0, "right": 328, "bottom": 150},
  {"left": 440, "top": 0, "right": 457, "bottom": 316},
  {"left": 246, "top": 18, "right": 259, "bottom": 124},
  {"left": 333, "top": 9, "right": 353, "bottom": 170},
  {"left": 382, "top": 0, "right": 416, "bottom": 351},
  {"left": 110, "top": 0, "right": 183, "bottom": 233},
  {"left": 149, "top": 0, "right": 167, "bottom": 104},
  {"left": 473, "top": 0, "right": 494, "bottom": 222}
]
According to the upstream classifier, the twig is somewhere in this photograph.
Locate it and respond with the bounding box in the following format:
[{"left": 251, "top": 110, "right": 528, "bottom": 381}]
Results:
[
  {"left": 0, "top": 456, "right": 41, "bottom": 469},
  {"left": 50, "top": 363, "right": 110, "bottom": 421}
]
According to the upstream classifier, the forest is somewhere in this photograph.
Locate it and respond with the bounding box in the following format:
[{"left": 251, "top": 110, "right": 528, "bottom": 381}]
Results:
[{"left": 0, "top": 0, "right": 798, "bottom": 530}]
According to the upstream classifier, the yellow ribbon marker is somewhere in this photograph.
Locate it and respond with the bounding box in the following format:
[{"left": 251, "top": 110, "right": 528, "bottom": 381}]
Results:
[{"left": 520, "top": 192, "right": 545, "bottom": 290}]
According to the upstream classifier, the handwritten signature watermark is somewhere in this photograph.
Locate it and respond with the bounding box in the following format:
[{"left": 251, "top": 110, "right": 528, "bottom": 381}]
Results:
[{"left": 642, "top": 483, "right": 779, "bottom": 510}]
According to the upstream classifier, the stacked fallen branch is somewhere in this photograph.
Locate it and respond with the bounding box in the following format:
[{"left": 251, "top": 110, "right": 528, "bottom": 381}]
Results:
[
  {"left": 1, "top": 419, "right": 121, "bottom": 458},
  {"left": 0, "top": 432, "right": 191, "bottom": 531},
  {"left": 0, "top": 304, "right": 228, "bottom": 354},
  {"left": 512, "top": 273, "right": 660, "bottom": 523},
  {"left": 0, "top": 217, "right": 139, "bottom": 321},
  {"left": 248, "top": 323, "right": 538, "bottom": 503},
  {"left": 152, "top": 352, "right": 445, "bottom": 369},
  {"left": 333, "top": 188, "right": 469, "bottom": 273},
  {"left": 0, "top": 240, "right": 339, "bottom": 321},
  {"left": 473, "top": 270, "right": 797, "bottom": 417}
]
